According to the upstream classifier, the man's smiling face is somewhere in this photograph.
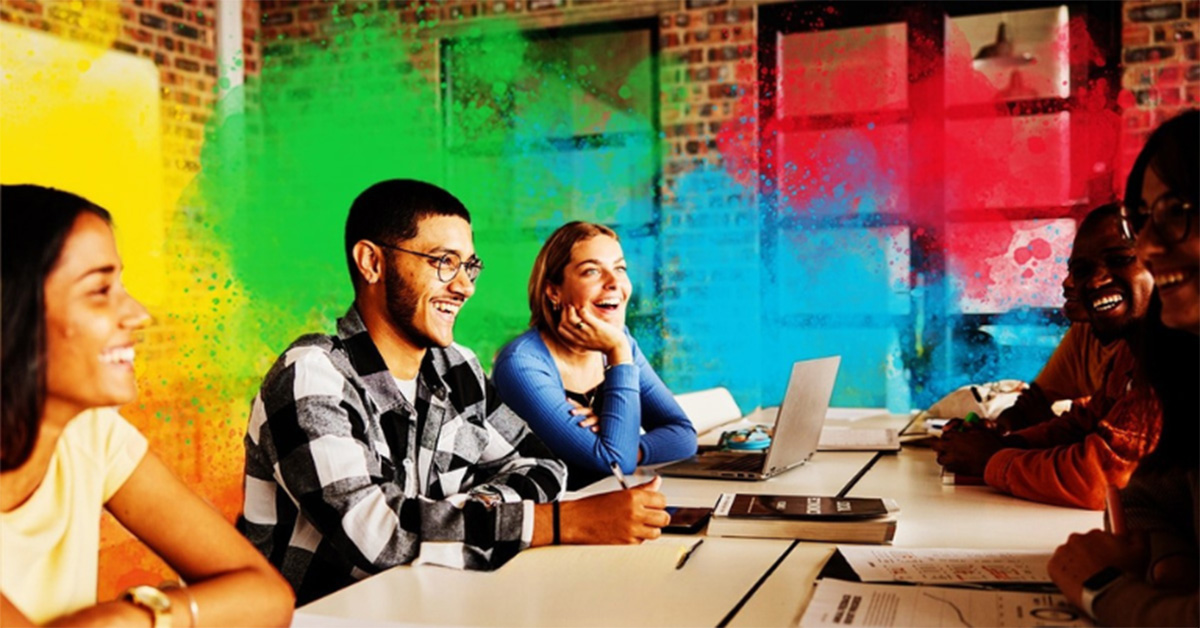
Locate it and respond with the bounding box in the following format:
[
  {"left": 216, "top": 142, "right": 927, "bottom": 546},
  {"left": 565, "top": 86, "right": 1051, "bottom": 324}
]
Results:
[
  {"left": 1068, "top": 213, "right": 1154, "bottom": 339},
  {"left": 381, "top": 214, "right": 477, "bottom": 349}
]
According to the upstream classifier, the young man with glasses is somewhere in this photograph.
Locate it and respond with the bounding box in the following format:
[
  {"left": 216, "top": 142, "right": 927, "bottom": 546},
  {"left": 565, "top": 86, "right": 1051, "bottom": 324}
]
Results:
[{"left": 238, "top": 180, "right": 670, "bottom": 604}]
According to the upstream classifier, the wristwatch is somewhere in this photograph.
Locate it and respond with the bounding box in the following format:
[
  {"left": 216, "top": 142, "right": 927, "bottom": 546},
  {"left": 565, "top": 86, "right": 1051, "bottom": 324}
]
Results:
[
  {"left": 472, "top": 486, "right": 504, "bottom": 509},
  {"left": 1080, "top": 566, "right": 1123, "bottom": 619},
  {"left": 122, "top": 585, "right": 172, "bottom": 628}
]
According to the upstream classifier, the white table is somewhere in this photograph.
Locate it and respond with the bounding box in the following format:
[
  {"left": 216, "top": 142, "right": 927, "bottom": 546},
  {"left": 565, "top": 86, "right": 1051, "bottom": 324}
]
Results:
[
  {"left": 298, "top": 537, "right": 793, "bottom": 627},
  {"left": 298, "top": 411, "right": 1097, "bottom": 628},
  {"left": 848, "top": 446, "right": 1103, "bottom": 549},
  {"left": 727, "top": 445, "right": 1105, "bottom": 627}
]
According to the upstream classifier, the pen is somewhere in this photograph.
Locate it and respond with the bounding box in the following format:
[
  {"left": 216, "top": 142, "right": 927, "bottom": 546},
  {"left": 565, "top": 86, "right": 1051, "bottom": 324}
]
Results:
[
  {"left": 676, "top": 539, "right": 703, "bottom": 570},
  {"left": 610, "top": 462, "right": 630, "bottom": 490},
  {"left": 1105, "top": 485, "right": 1126, "bottom": 535}
]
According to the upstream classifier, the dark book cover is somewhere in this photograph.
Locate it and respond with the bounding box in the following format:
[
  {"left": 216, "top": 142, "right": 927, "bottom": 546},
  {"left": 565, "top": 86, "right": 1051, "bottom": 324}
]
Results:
[{"left": 726, "top": 494, "right": 893, "bottom": 520}]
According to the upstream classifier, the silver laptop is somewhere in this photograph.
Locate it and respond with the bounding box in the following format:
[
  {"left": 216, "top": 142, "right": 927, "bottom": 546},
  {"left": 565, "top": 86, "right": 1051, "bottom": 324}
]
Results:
[{"left": 659, "top": 356, "right": 841, "bottom": 480}]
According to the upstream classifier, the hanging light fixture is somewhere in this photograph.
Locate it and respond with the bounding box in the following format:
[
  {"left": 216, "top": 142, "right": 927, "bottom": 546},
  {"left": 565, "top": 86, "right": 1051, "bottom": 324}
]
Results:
[{"left": 973, "top": 19, "right": 1035, "bottom": 67}]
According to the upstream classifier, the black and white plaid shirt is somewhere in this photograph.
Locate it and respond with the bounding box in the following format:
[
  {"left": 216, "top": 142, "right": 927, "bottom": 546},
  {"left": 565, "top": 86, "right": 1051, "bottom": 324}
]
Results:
[{"left": 237, "top": 306, "right": 566, "bottom": 604}]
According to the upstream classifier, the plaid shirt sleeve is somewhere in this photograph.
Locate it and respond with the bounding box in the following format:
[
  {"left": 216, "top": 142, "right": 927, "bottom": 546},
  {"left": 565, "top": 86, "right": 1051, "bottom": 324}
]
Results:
[{"left": 241, "top": 337, "right": 565, "bottom": 600}]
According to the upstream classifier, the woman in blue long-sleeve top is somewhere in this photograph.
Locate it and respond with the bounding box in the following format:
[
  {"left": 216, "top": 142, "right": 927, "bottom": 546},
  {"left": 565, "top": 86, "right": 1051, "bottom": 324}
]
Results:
[{"left": 493, "top": 222, "right": 697, "bottom": 490}]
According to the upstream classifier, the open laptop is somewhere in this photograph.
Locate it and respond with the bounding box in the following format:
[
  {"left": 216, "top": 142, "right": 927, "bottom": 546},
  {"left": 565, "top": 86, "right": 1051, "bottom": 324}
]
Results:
[{"left": 659, "top": 355, "right": 841, "bottom": 480}]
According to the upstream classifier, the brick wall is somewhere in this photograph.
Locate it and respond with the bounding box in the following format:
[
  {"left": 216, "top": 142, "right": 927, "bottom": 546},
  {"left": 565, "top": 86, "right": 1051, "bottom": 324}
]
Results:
[
  {"left": 1120, "top": 0, "right": 1199, "bottom": 181},
  {"left": 1, "top": 0, "right": 220, "bottom": 195}
]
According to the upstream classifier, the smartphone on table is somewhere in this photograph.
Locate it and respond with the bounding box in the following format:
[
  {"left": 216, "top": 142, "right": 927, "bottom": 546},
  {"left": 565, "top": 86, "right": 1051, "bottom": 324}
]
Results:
[{"left": 663, "top": 507, "right": 712, "bottom": 534}]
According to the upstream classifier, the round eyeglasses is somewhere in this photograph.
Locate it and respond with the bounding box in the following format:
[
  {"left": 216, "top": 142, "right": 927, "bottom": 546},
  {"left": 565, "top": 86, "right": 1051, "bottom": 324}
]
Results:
[
  {"left": 1120, "top": 196, "right": 1196, "bottom": 245},
  {"left": 374, "top": 241, "right": 484, "bottom": 283}
]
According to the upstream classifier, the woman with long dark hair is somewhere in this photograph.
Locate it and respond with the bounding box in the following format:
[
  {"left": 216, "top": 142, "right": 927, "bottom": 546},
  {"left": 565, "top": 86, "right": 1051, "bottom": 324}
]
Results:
[
  {"left": 0, "top": 185, "right": 294, "bottom": 626},
  {"left": 1048, "top": 110, "right": 1199, "bottom": 626}
]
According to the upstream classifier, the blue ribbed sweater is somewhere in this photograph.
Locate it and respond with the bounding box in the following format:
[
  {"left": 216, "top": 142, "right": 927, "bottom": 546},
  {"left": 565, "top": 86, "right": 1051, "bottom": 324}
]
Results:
[{"left": 493, "top": 328, "right": 697, "bottom": 487}]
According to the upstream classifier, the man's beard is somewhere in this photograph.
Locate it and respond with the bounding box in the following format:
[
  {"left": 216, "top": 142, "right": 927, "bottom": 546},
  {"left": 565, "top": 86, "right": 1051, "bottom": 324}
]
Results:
[{"left": 384, "top": 262, "right": 438, "bottom": 349}]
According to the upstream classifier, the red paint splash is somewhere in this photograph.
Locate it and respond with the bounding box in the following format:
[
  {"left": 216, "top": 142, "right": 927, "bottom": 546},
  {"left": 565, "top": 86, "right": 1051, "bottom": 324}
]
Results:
[{"left": 717, "top": 9, "right": 1123, "bottom": 307}]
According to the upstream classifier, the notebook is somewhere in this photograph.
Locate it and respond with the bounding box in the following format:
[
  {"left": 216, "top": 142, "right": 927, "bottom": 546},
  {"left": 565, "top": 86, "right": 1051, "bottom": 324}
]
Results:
[{"left": 658, "top": 356, "right": 841, "bottom": 480}]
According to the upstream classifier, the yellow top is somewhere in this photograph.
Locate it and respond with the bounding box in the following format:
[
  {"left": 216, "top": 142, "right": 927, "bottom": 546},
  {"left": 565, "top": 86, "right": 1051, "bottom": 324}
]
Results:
[{"left": 1, "top": 408, "right": 148, "bottom": 624}]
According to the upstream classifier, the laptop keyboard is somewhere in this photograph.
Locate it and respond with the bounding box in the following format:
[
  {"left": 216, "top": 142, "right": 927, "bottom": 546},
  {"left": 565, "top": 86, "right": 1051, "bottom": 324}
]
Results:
[{"left": 710, "top": 454, "right": 765, "bottom": 472}]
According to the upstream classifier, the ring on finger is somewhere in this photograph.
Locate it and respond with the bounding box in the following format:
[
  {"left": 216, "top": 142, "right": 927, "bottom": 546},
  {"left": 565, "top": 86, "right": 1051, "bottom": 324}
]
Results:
[{"left": 575, "top": 322, "right": 585, "bottom": 330}]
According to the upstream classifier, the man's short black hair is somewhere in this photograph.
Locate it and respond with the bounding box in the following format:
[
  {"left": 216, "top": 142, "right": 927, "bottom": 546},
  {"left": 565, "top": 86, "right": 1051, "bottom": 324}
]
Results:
[
  {"left": 1077, "top": 202, "right": 1122, "bottom": 240},
  {"left": 344, "top": 179, "right": 471, "bottom": 287}
]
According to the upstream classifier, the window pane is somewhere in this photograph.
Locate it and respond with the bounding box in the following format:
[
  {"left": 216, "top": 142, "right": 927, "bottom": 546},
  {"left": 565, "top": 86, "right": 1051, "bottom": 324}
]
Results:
[
  {"left": 775, "top": 123, "right": 909, "bottom": 217},
  {"left": 945, "top": 113, "right": 1072, "bottom": 210},
  {"left": 444, "top": 29, "right": 653, "bottom": 147},
  {"left": 774, "top": 226, "right": 911, "bottom": 316},
  {"left": 945, "top": 6, "right": 1070, "bottom": 106},
  {"left": 946, "top": 218, "right": 1075, "bottom": 313},
  {"left": 778, "top": 23, "right": 908, "bottom": 117}
]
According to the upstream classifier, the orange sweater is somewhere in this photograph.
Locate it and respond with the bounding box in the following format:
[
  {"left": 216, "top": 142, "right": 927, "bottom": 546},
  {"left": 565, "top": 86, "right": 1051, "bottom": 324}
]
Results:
[{"left": 984, "top": 343, "right": 1162, "bottom": 510}]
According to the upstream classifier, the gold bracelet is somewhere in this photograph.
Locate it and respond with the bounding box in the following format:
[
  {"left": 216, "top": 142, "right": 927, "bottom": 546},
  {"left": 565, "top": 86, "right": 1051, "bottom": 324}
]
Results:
[{"left": 159, "top": 580, "right": 199, "bottom": 628}]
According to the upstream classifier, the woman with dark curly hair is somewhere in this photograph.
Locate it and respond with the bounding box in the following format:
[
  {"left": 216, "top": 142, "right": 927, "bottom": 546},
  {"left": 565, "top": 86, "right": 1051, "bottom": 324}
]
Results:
[{"left": 1049, "top": 110, "right": 1199, "bottom": 626}]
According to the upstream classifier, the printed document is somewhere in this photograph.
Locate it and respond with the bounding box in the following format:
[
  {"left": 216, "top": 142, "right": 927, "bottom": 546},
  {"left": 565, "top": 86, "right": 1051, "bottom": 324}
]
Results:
[
  {"left": 836, "top": 546, "right": 1052, "bottom": 584},
  {"left": 800, "top": 580, "right": 1091, "bottom": 627}
]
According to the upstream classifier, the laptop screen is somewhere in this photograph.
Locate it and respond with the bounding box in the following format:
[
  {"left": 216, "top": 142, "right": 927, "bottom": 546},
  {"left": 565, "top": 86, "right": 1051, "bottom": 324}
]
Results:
[{"left": 762, "top": 356, "right": 842, "bottom": 476}]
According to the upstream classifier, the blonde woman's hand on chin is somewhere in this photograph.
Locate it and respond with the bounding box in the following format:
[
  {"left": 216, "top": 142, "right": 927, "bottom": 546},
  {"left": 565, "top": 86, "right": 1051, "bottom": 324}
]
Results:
[{"left": 558, "top": 305, "right": 632, "bottom": 365}]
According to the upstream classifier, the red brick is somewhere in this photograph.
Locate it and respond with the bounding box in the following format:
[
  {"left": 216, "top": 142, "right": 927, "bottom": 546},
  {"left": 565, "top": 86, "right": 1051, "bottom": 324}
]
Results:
[
  {"left": 661, "top": 33, "right": 680, "bottom": 48},
  {"left": 262, "top": 10, "right": 294, "bottom": 26},
  {"left": 1186, "top": 83, "right": 1200, "bottom": 104},
  {"left": 484, "top": 1, "right": 524, "bottom": 15},
  {"left": 1161, "top": 85, "right": 1184, "bottom": 105},
  {"left": 447, "top": 3, "right": 478, "bottom": 19},
  {"left": 125, "top": 25, "right": 155, "bottom": 43},
  {"left": 1123, "top": 24, "right": 1151, "bottom": 47},
  {"left": 1126, "top": 66, "right": 1155, "bottom": 88},
  {"left": 707, "top": 83, "right": 742, "bottom": 99},
  {"left": 8, "top": 0, "right": 43, "bottom": 16},
  {"left": 707, "top": 6, "right": 751, "bottom": 25},
  {"left": 718, "top": 26, "right": 752, "bottom": 42},
  {"left": 707, "top": 44, "right": 752, "bottom": 63},
  {"left": 175, "top": 57, "right": 201, "bottom": 72},
  {"left": 1127, "top": 2, "right": 1184, "bottom": 22},
  {"left": 1125, "top": 45, "right": 1177, "bottom": 63},
  {"left": 1157, "top": 64, "right": 1186, "bottom": 84},
  {"left": 1124, "top": 109, "right": 1154, "bottom": 129},
  {"left": 669, "top": 48, "right": 705, "bottom": 65},
  {"left": 140, "top": 12, "right": 168, "bottom": 30}
]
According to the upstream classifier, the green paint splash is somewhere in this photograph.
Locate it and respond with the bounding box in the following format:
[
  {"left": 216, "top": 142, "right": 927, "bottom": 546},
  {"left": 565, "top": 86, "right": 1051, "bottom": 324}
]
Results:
[{"left": 186, "top": 16, "right": 659, "bottom": 390}]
